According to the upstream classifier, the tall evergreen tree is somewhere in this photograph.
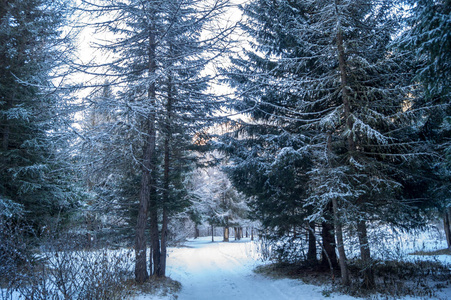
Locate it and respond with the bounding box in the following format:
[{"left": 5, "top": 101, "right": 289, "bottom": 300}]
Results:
[
  {"left": 223, "top": 0, "right": 432, "bottom": 287},
  {"left": 0, "top": 0, "right": 79, "bottom": 230},
  {"left": 82, "top": 0, "right": 233, "bottom": 282},
  {"left": 398, "top": 0, "right": 451, "bottom": 247}
]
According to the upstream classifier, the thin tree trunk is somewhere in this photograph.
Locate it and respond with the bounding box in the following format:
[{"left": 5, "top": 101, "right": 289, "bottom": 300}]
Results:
[
  {"left": 149, "top": 199, "right": 160, "bottom": 276},
  {"left": 251, "top": 227, "right": 254, "bottom": 241},
  {"left": 159, "top": 73, "right": 174, "bottom": 278},
  {"left": 147, "top": 21, "right": 159, "bottom": 277},
  {"left": 334, "top": 0, "right": 355, "bottom": 153},
  {"left": 211, "top": 225, "right": 214, "bottom": 242},
  {"left": 195, "top": 224, "right": 199, "bottom": 239},
  {"left": 135, "top": 126, "right": 152, "bottom": 283},
  {"left": 159, "top": 134, "right": 170, "bottom": 277},
  {"left": 333, "top": 1, "right": 351, "bottom": 286},
  {"left": 223, "top": 226, "right": 229, "bottom": 242},
  {"left": 444, "top": 207, "right": 451, "bottom": 249},
  {"left": 224, "top": 216, "right": 229, "bottom": 242},
  {"left": 159, "top": 207, "right": 168, "bottom": 277},
  {"left": 332, "top": 197, "right": 350, "bottom": 286},
  {"left": 307, "top": 222, "right": 317, "bottom": 265},
  {"left": 357, "top": 220, "right": 374, "bottom": 289},
  {"left": 235, "top": 227, "right": 241, "bottom": 240},
  {"left": 321, "top": 203, "right": 338, "bottom": 269}
]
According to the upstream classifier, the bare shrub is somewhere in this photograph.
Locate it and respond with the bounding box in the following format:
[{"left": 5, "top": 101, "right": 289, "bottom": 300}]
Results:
[{"left": 6, "top": 232, "right": 134, "bottom": 299}]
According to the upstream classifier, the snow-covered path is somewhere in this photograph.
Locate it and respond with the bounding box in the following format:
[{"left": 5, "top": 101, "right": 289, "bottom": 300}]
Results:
[{"left": 135, "top": 237, "right": 356, "bottom": 300}]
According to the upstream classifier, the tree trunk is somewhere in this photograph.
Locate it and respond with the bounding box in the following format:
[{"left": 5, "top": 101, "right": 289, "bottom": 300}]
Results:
[
  {"left": 135, "top": 132, "right": 152, "bottom": 283},
  {"left": 235, "top": 227, "right": 242, "bottom": 240},
  {"left": 211, "top": 225, "right": 214, "bottom": 242},
  {"left": 357, "top": 220, "right": 374, "bottom": 289},
  {"left": 159, "top": 142, "right": 169, "bottom": 277},
  {"left": 334, "top": 0, "right": 355, "bottom": 153},
  {"left": 307, "top": 222, "right": 318, "bottom": 265},
  {"left": 333, "top": 1, "right": 351, "bottom": 286},
  {"left": 149, "top": 205, "right": 160, "bottom": 275},
  {"left": 321, "top": 203, "right": 338, "bottom": 269},
  {"left": 159, "top": 207, "right": 168, "bottom": 277},
  {"left": 332, "top": 197, "right": 350, "bottom": 286},
  {"left": 159, "top": 73, "right": 174, "bottom": 278},
  {"left": 251, "top": 227, "right": 254, "bottom": 241},
  {"left": 135, "top": 91, "right": 156, "bottom": 282},
  {"left": 224, "top": 226, "right": 229, "bottom": 242},
  {"left": 135, "top": 15, "right": 158, "bottom": 283},
  {"left": 444, "top": 207, "right": 451, "bottom": 249},
  {"left": 195, "top": 224, "right": 200, "bottom": 239}
]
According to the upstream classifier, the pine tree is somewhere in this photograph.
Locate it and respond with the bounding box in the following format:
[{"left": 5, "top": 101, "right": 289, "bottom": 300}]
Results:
[
  {"left": 0, "top": 0, "right": 79, "bottom": 230},
  {"left": 82, "top": 0, "right": 233, "bottom": 282},
  {"left": 397, "top": 0, "right": 451, "bottom": 247},
  {"left": 223, "top": 0, "right": 428, "bottom": 287}
]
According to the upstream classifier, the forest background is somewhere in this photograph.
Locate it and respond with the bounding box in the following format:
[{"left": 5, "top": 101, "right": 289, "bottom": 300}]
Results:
[{"left": 0, "top": 0, "right": 450, "bottom": 298}]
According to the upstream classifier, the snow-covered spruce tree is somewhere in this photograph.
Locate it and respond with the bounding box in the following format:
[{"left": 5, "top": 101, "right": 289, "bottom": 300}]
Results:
[
  {"left": 0, "top": 0, "right": 80, "bottom": 231},
  {"left": 219, "top": 0, "right": 334, "bottom": 268},
  {"left": 223, "top": 0, "right": 429, "bottom": 287},
  {"left": 82, "top": 0, "right": 232, "bottom": 282},
  {"left": 220, "top": 131, "right": 322, "bottom": 264},
  {"left": 397, "top": 0, "right": 451, "bottom": 248}
]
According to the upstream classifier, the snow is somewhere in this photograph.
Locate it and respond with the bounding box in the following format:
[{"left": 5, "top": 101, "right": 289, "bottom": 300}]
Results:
[
  {"left": 3, "top": 231, "right": 450, "bottom": 300},
  {"left": 134, "top": 237, "right": 356, "bottom": 300}
]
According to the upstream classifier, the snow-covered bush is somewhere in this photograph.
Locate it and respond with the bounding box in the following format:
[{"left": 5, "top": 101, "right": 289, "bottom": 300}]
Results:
[
  {"left": 0, "top": 199, "right": 29, "bottom": 297},
  {"left": 5, "top": 232, "right": 134, "bottom": 300}
]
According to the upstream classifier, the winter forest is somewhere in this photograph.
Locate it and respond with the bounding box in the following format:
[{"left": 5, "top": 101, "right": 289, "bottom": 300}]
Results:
[{"left": 1, "top": 0, "right": 451, "bottom": 299}]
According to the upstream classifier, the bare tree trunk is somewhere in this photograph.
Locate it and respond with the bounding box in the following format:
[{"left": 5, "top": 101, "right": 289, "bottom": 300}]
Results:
[
  {"left": 158, "top": 73, "right": 174, "bottom": 278},
  {"left": 444, "top": 207, "right": 451, "bottom": 249},
  {"left": 195, "top": 224, "right": 200, "bottom": 239},
  {"left": 236, "top": 227, "right": 242, "bottom": 240},
  {"left": 211, "top": 225, "right": 214, "bottom": 242},
  {"left": 332, "top": 198, "right": 350, "bottom": 286},
  {"left": 321, "top": 203, "right": 338, "bottom": 269},
  {"left": 159, "top": 207, "right": 168, "bottom": 277},
  {"left": 135, "top": 128, "right": 152, "bottom": 283},
  {"left": 307, "top": 222, "right": 317, "bottom": 265},
  {"left": 251, "top": 227, "right": 254, "bottom": 241},
  {"left": 357, "top": 220, "right": 374, "bottom": 289},
  {"left": 159, "top": 140, "right": 169, "bottom": 277},
  {"left": 223, "top": 226, "right": 229, "bottom": 242},
  {"left": 149, "top": 203, "right": 160, "bottom": 275}
]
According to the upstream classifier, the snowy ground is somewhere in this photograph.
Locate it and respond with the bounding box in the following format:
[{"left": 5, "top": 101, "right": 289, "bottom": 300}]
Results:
[
  {"left": 3, "top": 231, "right": 450, "bottom": 299},
  {"left": 134, "top": 237, "right": 355, "bottom": 300},
  {"left": 133, "top": 235, "right": 451, "bottom": 300}
]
